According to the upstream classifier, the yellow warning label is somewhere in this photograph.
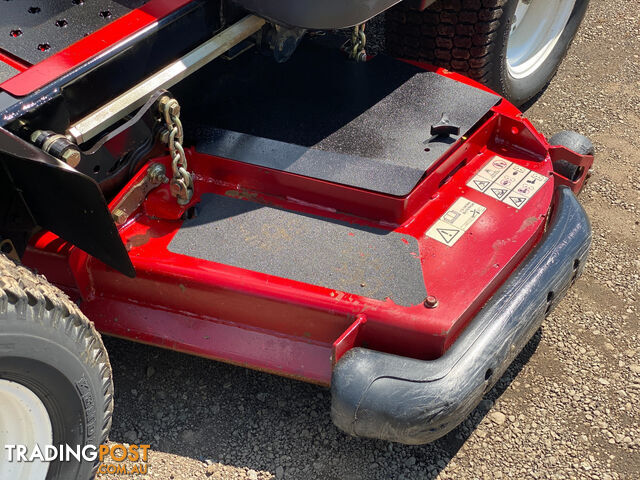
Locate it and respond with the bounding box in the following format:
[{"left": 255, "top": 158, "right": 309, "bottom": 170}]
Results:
[
  {"left": 467, "top": 156, "right": 549, "bottom": 209},
  {"left": 426, "top": 197, "right": 486, "bottom": 247}
]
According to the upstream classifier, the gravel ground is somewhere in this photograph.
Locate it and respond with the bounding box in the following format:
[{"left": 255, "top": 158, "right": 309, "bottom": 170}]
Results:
[{"left": 99, "top": 2, "right": 639, "bottom": 479}]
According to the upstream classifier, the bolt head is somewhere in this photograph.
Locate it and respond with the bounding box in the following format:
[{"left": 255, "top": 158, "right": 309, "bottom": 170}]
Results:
[
  {"left": 168, "top": 103, "right": 180, "bottom": 117},
  {"left": 62, "top": 148, "right": 82, "bottom": 168},
  {"left": 112, "top": 209, "right": 128, "bottom": 225},
  {"left": 158, "top": 96, "right": 180, "bottom": 117},
  {"left": 158, "top": 95, "right": 171, "bottom": 112},
  {"left": 148, "top": 163, "right": 168, "bottom": 184},
  {"left": 424, "top": 295, "right": 439, "bottom": 308}
]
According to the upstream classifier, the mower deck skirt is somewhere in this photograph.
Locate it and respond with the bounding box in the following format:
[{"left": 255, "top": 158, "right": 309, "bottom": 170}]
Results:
[{"left": 331, "top": 187, "right": 591, "bottom": 444}]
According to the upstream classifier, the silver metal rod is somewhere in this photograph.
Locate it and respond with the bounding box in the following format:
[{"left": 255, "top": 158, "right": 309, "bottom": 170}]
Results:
[{"left": 67, "top": 15, "right": 265, "bottom": 144}]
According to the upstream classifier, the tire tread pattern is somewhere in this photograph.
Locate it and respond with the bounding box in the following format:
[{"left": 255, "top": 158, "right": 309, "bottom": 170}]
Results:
[
  {"left": 386, "top": 0, "right": 509, "bottom": 84},
  {"left": 0, "top": 254, "right": 113, "bottom": 479}
]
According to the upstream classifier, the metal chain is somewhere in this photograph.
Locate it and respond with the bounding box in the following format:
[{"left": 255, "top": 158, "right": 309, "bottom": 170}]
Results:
[
  {"left": 349, "top": 24, "right": 367, "bottom": 62},
  {"left": 160, "top": 97, "right": 193, "bottom": 205}
]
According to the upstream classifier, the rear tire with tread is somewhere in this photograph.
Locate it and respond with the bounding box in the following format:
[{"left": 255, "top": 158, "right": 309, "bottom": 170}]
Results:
[
  {"left": 385, "top": 0, "right": 590, "bottom": 106},
  {"left": 0, "top": 254, "right": 113, "bottom": 480}
]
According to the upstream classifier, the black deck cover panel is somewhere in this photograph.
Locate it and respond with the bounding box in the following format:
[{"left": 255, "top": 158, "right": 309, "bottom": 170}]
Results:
[
  {"left": 188, "top": 42, "right": 498, "bottom": 196},
  {"left": 169, "top": 194, "right": 427, "bottom": 307},
  {"left": 0, "top": 62, "right": 19, "bottom": 84},
  {"left": 1, "top": 0, "right": 147, "bottom": 64}
]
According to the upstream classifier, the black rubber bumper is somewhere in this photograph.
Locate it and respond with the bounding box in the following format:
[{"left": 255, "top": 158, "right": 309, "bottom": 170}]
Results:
[{"left": 331, "top": 186, "right": 591, "bottom": 444}]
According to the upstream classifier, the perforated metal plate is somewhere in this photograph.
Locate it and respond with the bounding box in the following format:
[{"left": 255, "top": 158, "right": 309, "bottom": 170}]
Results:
[
  {"left": 1, "top": 0, "right": 147, "bottom": 64},
  {"left": 169, "top": 194, "right": 427, "bottom": 306}
]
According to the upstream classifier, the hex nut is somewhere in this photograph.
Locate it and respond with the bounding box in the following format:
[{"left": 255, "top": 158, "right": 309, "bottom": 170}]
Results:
[
  {"left": 112, "top": 209, "right": 128, "bottom": 225},
  {"left": 148, "top": 163, "right": 168, "bottom": 184},
  {"left": 62, "top": 148, "right": 82, "bottom": 168}
]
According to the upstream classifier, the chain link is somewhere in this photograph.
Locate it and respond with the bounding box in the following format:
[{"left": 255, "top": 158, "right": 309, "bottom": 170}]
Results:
[
  {"left": 349, "top": 24, "right": 367, "bottom": 62},
  {"left": 160, "top": 97, "right": 193, "bottom": 205}
]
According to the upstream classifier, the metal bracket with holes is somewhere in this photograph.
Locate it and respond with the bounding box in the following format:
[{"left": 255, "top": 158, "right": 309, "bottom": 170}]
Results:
[{"left": 111, "top": 163, "right": 168, "bottom": 225}]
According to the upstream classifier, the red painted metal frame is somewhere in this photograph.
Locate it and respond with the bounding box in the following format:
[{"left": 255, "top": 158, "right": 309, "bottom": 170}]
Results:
[
  {"left": 22, "top": 63, "right": 592, "bottom": 386},
  {"left": 0, "top": 0, "right": 193, "bottom": 96}
]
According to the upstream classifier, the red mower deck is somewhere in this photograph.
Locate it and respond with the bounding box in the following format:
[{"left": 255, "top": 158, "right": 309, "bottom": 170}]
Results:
[
  {"left": 22, "top": 50, "right": 589, "bottom": 377},
  {"left": 2, "top": 9, "right": 594, "bottom": 445}
]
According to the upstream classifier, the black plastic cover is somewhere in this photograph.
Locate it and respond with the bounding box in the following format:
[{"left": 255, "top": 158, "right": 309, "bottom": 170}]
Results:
[{"left": 0, "top": 128, "right": 134, "bottom": 277}]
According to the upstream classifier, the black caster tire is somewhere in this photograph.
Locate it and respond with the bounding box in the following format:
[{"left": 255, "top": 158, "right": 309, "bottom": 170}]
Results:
[{"left": 549, "top": 130, "right": 594, "bottom": 182}]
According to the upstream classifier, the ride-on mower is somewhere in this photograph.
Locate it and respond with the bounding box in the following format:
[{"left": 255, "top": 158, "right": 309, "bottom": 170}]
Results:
[{"left": 0, "top": 1, "right": 593, "bottom": 478}]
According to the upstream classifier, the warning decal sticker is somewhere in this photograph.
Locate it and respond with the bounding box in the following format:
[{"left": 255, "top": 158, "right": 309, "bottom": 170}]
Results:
[
  {"left": 426, "top": 198, "right": 486, "bottom": 247},
  {"left": 467, "top": 156, "right": 549, "bottom": 209}
]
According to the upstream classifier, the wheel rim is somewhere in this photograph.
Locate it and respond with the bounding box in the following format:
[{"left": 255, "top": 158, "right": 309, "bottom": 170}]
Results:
[
  {"left": 507, "top": 0, "right": 576, "bottom": 79},
  {"left": 0, "top": 380, "right": 52, "bottom": 480}
]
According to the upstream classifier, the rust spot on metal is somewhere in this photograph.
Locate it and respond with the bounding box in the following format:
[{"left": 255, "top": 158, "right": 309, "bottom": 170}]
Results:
[{"left": 225, "top": 188, "right": 258, "bottom": 201}]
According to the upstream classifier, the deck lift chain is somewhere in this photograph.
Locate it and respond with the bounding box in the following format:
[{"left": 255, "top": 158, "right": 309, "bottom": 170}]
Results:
[
  {"left": 26, "top": 94, "right": 193, "bottom": 208},
  {"left": 109, "top": 94, "right": 194, "bottom": 226},
  {"left": 23, "top": 14, "right": 266, "bottom": 212},
  {"left": 348, "top": 24, "right": 367, "bottom": 62},
  {"left": 158, "top": 96, "right": 194, "bottom": 205},
  {"left": 21, "top": 14, "right": 380, "bottom": 223}
]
